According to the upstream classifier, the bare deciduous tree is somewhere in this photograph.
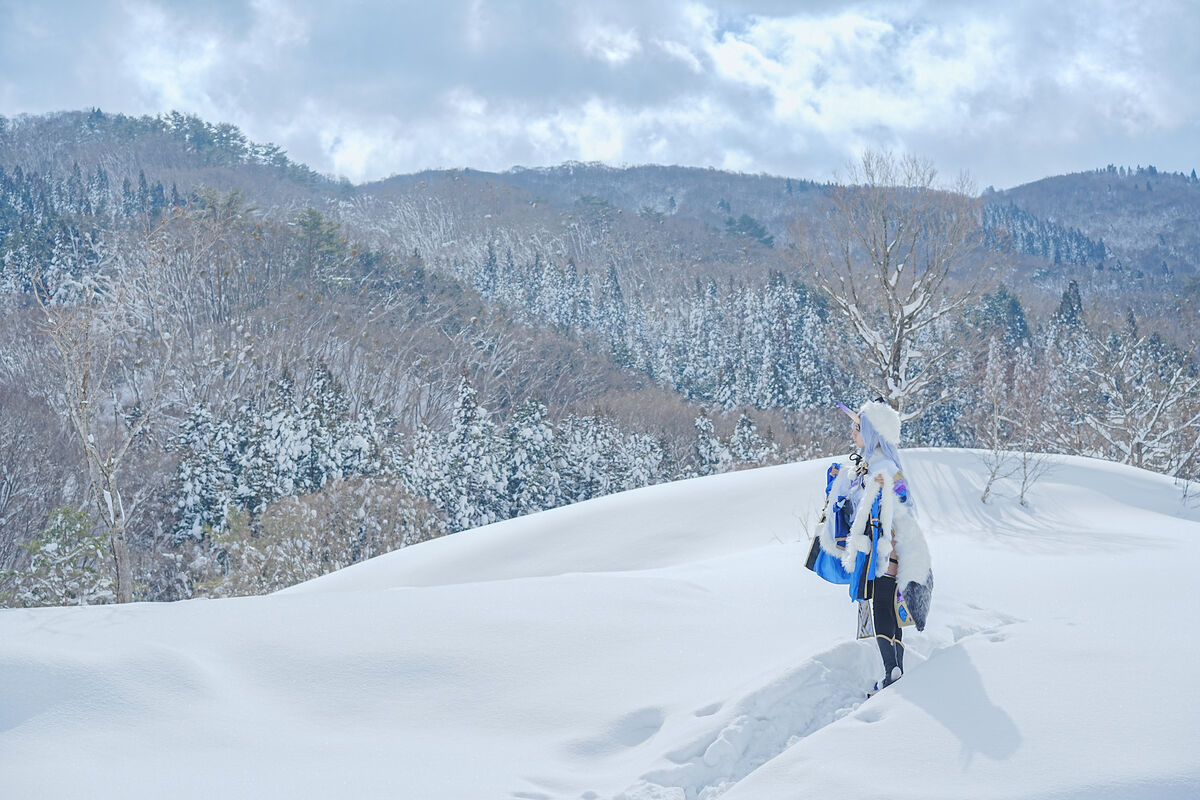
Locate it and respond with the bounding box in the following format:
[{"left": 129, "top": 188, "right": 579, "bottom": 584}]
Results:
[
  {"left": 972, "top": 337, "right": 1020, "bottom": 503},
  {"left": 802, "top": 150, "right": 996, "bottom": 418},
  {"left": 1078, "top": 330, "right": 1200, "bottom": 475},
  {"left": 0, "top": 385, "right": 80, "bottom": 574},
  {"left": 34, "top": 232, "right": 177, "bottom": 603},
  {"left": 1008, "top": 345, "right": 1057, "bottom": 505}
]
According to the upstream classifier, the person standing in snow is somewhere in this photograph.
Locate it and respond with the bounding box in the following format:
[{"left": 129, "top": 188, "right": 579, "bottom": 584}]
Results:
[{"left": 805, "top": 399, "right": 933, "bottom": 692}]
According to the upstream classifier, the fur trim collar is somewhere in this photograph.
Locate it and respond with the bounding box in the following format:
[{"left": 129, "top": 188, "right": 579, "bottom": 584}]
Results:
[
  {"left": 838, "top": 457, "right": 931, "bottom": 589},
  {"left": 841, "top": 464, "right": 896, "bottom": 573}
]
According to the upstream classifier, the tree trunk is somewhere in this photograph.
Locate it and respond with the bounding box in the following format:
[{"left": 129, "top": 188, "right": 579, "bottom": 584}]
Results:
[
  {"left": 109, "top": 523, "right": 134, "bottom": 603},
  {"left": 93, "top": 471, "right": 134, "bottom": 603}
]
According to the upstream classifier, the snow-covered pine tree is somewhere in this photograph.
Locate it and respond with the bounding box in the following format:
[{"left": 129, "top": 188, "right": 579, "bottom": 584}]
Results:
[
  {"left": 406, "top": 421, "right": 451, "bottom": 515},
  {"left": 301, "top": 362, "right": 351, "bottom": 491},
  {"left": 172, "top": 404, "right": 237, "bottom": 541},
  {"left": 598, "top": 263, "right": 631, "bottom": 366},
  {"left": 174, "top": 366, "right": 395, "bottom": 539},
  {"left": 556, "top": 414, "right": 619, "bottom": 504},
  {"left": 260, "top": 372, "right": 312, "bottom": 503},
  {"left": 299, "top": 361, "right": 389, "bottom": 488},
  {"left": 619, "top": 432, "right": 668, "bottom": 490},
  {"left": 694, "top": 411, "right": 733, "bottom": 476},
  {"left": 506, "top": 398, "right": 561, "bottom": 516},
  {"left": 729, "top": 413, "right": 775, "bottom": 466},
  {"left": 477, "top": 241, "right": 498, "bottom": 295},
  {"left": 443, "top": 378, "right": 508, "bottom": 531}
]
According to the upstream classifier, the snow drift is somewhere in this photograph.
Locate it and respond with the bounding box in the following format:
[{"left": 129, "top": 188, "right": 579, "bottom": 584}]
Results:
[{"left": 2, "top": 449, "right": 1198, "bottom": 799}]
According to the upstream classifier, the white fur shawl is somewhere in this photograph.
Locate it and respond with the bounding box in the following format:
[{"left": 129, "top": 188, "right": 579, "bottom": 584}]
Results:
[{"left": 837, "top": 455, "right": 932, "bottom": 589}]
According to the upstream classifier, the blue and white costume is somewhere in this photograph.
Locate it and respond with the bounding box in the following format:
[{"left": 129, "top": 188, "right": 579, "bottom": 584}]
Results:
[{"left": 805, "top": 401, "right": 934, "bottom": 630}]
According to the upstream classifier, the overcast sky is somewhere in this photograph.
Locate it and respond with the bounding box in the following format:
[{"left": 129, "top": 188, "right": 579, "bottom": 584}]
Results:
[{"left": 1, "top": 0, "right": 1196, "bottom": 189}]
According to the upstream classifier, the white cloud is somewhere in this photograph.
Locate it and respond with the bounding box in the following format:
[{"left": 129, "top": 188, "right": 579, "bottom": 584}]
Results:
[
  {"left": 444, "top": 86, "right": 488, "bottom": 117},
  {"left": 655, "top": 38, "right": 704, "bottom": 73},
  {"left": 244, "top": 0, "right": 308, "bottom": 62},
  {"left": 320, "top": 124, "right": 404, "bottom": 181},
  {"left": 122, "top": 2, "right": 224, "bottom": 114},
  {"left": 3, "top": 0, "right": 1198, "bottom": 188},
  {"left": 581, "top": 24, "right": 642, "bottom": 65},
  {"left": 702, "top": 11, "right": 1007, "bottom": 137}
]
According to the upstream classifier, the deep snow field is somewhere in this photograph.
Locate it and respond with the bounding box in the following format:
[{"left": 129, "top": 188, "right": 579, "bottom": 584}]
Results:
[{"left": 2, "top": 449, "right": 1199, "bottom": 799}]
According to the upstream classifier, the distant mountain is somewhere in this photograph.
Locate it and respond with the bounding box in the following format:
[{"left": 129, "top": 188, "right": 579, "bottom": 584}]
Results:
[
  {"left": 994, "top": 165, "right": 1200, "bottom": 280},
  {"left": 0, "top": 109, "right": 341, "bottom": 205},
  {"left": 5, "top": 110, "right": 1194, "bottom": 295},
  {"left": 368, "top": 162, "right": 821, "bottom": 233},
  {"left": 354, "top": 159, "right": 1197, "bottom": 320}
]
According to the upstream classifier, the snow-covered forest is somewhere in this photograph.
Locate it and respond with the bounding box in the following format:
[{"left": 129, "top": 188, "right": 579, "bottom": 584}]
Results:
[{"left": 1, "top": 111, "right": 1198, "bottom": 606}]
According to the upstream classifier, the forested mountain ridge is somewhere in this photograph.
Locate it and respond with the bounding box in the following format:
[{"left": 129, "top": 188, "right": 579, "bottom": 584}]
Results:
[
  {"left": 351, "top": 158, "right": 1198, "bottom": 322},
  {"left": 3, "top": 110, "right": 1194, "bottom": 316},
  {"left": 1, "top": 110, "right": 1196, "bottom": 606},
  {"left": 0, "top": 108, "right": 335, "bottom": 197},
  {"left": 996, "top": 165, "right": 1200, "bottom": 280}
]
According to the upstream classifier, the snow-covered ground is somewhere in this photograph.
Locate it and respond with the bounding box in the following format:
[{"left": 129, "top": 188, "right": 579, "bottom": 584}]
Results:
[{"left": 2, "top": 449, "right": 1198, "bottom": 799}]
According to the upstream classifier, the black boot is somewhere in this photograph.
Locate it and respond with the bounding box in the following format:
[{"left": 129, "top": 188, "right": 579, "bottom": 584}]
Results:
[
  {"left": 880, "top": 638, "right": 904, "bottom": 688},
  {"left": 869, "top": 576, "right": 905, "bottom": 694},
  {"left": 876, "top": 635, "right": 898, "bottom": 685},
  {"left": 882, "top": 665, "right": 902, "bottom": 688}
]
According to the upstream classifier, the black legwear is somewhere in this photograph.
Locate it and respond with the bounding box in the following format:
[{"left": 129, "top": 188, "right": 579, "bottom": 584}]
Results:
[
  {"left": 875, "top": 633, "right": 898, "bottom": 679},
  {"left": 871, "top": 575, "right": 903, "bottom": 678},
  {"left": 872, "top": 576, "right": 899, "bottom": 639}
]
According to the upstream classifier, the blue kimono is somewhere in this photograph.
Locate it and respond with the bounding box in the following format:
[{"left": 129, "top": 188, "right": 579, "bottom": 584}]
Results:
[{"left": 805, "top": 461, "right": 880, "bottom": 602}]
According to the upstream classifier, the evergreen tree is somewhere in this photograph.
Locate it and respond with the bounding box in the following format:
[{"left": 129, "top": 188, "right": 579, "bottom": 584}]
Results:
[
  {"left": 443, "top": 378, "right": 507, "bottom": 530},
  {"left": 729, "top": 414, "right": 774, "bottom": 465},
  {"left": 301, "top": 363, "right": 352, "bottom": 490},
  {"left": 136, "top": 170, "right": 150, "bottom": 214},
  {"left": 257, "top": 372, "right": 313, "bottom": 504},
  {"left": 4, "top": 509, "right": 115, "bottom": 607},
  {"left": 724, "top": 214, "right": 774, "bottom": 247},
  {"left": 87, "top": 167, "right": 110, "bottom": 214},
  {"left": 506, "top": 398, "right": 560, "bottom": 515},
  {"left": 478, "top": 242, "right": 498, "bottom": 295},
  {"left": 618, "top": 432, "right": 667, "bottom": 490},
  {"left": 149, "top": 181, "right": 167, "bottom": 218},
  {"left": 599, "top": 263, "right": 630, "bottom": 365},
  {"left": 1052, "top": 280, "right": 1085, "bottom": 328},
  {"left": 694, "top": 412, "right": 732, "bottom": 476},
  {"left": 119, "top": 176, "right": 136, "bottom": 217},
  {"left": 295, "top": 207, "right": 347, "bottom": 279},
  {"left": 976, "top": 286, "right": 1031, "bottom": 345},
  {"left": 173, "top": 404, "right": 237, "bottom": 540},
  {"left": 172, "top": 367, "right": 392, "bottom": 540},
  {"left": 557, "top": 414, "right": 618, "bottom": 503}
]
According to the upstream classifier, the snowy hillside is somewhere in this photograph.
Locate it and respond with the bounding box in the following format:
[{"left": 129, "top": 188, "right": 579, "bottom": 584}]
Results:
[{"left": 2, "top": 450, "right": 1198, "bottom": 799}]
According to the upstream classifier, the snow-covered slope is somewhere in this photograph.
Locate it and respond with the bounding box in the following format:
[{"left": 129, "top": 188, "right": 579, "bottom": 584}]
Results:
[{"left": 2, "top": 450, "right": 1198, "bottom": 799}]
